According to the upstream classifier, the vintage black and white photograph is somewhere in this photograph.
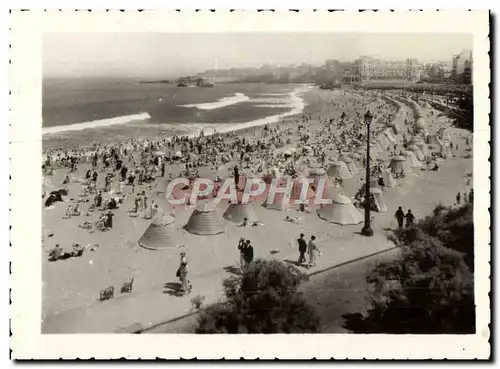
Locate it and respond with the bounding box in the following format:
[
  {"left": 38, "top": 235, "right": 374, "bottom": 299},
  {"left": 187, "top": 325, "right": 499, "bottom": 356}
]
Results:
[{"left": 9, "top": 10, "right": 490, "bottom": 359}]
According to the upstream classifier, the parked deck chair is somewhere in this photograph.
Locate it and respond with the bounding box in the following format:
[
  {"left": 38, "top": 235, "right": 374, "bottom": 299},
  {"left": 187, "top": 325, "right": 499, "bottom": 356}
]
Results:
[
  {"left": 121, "top": 277, "right": 134, "bottom": 294},
  {"left": 99, "top": 286, "right": 114, "bottom": 301}
]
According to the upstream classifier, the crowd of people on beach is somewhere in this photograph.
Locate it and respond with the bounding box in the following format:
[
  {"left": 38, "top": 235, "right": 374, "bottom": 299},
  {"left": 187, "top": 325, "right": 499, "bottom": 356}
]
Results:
[{"left": 42, "top": 88, "right": 473, "bottom": 302}]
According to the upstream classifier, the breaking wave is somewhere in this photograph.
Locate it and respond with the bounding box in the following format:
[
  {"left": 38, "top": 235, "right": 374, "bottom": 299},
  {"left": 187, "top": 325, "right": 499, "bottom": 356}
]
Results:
[
  {"left": 42, "top": 112, "right": 151, "bottom": 135},
  {"left": 178, "top": 93, "right": 250, "bottom": 110}
]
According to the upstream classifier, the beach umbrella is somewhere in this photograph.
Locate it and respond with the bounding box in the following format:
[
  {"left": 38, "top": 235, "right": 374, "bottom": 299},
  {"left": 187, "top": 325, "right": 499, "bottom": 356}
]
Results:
[{"left": 152, "top": 150, "right": 164, "bottom": 157}]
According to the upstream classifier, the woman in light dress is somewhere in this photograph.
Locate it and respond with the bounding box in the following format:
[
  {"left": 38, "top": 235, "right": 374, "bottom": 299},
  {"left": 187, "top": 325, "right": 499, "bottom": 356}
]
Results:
[{"left": 308, "top": 236, "right": 321, "bottom": 268}]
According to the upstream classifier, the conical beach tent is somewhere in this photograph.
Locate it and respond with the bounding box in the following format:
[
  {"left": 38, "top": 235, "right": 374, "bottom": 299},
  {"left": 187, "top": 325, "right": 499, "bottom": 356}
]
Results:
[
  {"left": 382, "top": 169, "right": 397, "bottom": 188},
  {"left": 389, "top": 156, "right": 411, "bottom": 177},
  {"left": 185, "top": 201, "right": 224, "bottom": 235},
  {"left": 139, "top": 214, "right": 184, "bottom": 250},
  {"left": 317, "top": 194, "right": 363, "bottom": 225},
  {"left": 224, "top": 202, "right": 258, "bottom": 223},
  {"left": 263, "top": 191, "right": 291, "bottom": 211},
  {"left": 342, "top": 157, "right": 359, "bottom": 175},
  {"left": 427, "top": 134, "right": 442, "bottom": 146},
  {"left": 376, "top": 135, "right": 390, "bottom": 150},
  {"left": 439, "top": 128, "right": 452, "bottom": 142},
  {"left": 263, "top": 167, "right": 281, "bottom": 184},
  {"left": 440, "top": 144, "right": 453, "bottom": 158},
  {"left": 370, "top": 187, "right": 388, "bottom": 212},
  {"left": 309, "top": 167, "right": 327, "bottom": 193},
  {"left": 408, "top": 145, "right": 425, "bottom": 161},
  {"left": 403, "top": 151, "right": 422, "bottom": 168},
  {"left": 416, "top": 118, "right": 427, "bottom": 130},
  {"left": 384, "top": 130, "right": 397, "bottom": 143},
  {"left": 290, "top": 177, "right": 316, "bottom": 202},
  {"left": 327, "top": 161, "right": 352, "bottom": 180}
]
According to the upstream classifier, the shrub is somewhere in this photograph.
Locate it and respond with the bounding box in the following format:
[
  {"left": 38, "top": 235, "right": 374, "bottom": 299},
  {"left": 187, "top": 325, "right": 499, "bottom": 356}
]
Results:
[
  {"left": 196, "top": 259, "right": 320, "bottom": 333},
  {"left": 399, "top": 203, "right": 474, "bottom": 270},
  {"left": 344, "top": 204, "right": 475, "bottom": 334}
]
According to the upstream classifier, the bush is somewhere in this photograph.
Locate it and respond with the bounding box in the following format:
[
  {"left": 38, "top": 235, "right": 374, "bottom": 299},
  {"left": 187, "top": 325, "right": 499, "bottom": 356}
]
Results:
[
  {"left": 344, "top": 204, "right": 475, "bottom": 334},
  {"left": 401, "top": 203, "right": 474, "bottom": 270},
  {"left": 195, "top": 259, "right": 320, "bottom": 333}
]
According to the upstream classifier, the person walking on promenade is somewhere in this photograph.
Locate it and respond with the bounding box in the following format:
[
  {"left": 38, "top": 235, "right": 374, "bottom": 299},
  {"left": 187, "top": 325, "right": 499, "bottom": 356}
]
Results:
[
  {"left": 161, "top": 162, "right": 165, "bottom": 177},
  {"left": 308, "top": 236, "right": 321, "bottom": 268},
  {"left": 238, "top": 238, "right": 246, "bottom": 271},
  {"left": 297, "top": 233, "right": 308, "bottom": 266},
  {"left": 395, "top": 206, "right": 405, "bottom": 229},
  {"left": 456, "top": 192, "right": 461, "bottom": 205},
  {"left": 243, "top": 240, "right": 254, "bottom": 267},
  {"left": 405, "top": 209, "right": 415, "bottom": 228},
  {"left": 177, "top": 252, "right": 190, "bottom": 295}
]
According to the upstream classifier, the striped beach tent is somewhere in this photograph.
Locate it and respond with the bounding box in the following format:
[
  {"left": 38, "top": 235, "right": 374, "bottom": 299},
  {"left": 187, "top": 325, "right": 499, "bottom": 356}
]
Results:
[
  {"left": 185, "top": 201, "right": 225, "bottom": 235},
  {"left": 139, "top": 214, "right": 184, "bottom": 250},
  {"left": 224, "top": 202, "right": 258, "bottom": 224}
]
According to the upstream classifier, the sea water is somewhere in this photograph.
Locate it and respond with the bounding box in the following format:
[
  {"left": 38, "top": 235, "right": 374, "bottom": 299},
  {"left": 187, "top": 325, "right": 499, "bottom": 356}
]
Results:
[{"left": 42, "top": 78, "right": 311, "bottom": 149}]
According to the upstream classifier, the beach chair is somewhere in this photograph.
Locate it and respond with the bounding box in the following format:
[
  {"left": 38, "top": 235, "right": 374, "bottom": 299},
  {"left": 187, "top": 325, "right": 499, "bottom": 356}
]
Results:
[
  {"left": 120, "top": 277, "right": 134, "bottom": 294},
  {"left": 99, "top": 286, "right": 114, "bottom": 301}
]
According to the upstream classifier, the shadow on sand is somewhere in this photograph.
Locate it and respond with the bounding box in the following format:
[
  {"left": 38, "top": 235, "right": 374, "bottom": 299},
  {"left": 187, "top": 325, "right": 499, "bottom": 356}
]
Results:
[{"left": 163, "top": 282, "right": 184, "bottom": 297}]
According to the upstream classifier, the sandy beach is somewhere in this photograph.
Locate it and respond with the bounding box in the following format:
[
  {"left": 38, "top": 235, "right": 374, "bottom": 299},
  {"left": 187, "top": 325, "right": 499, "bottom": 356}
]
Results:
[{"left": 41, "top": 87, "right": 473, "bottom": 331}]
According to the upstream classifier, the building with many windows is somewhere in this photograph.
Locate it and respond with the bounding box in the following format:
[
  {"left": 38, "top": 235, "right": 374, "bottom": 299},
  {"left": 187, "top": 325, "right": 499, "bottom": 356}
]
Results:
[
  {"left": 452, "top": 49, "right": 473, "bottom": 84},
  {"left": 354, "top": 56, "right": 421, "bottom": 82}
]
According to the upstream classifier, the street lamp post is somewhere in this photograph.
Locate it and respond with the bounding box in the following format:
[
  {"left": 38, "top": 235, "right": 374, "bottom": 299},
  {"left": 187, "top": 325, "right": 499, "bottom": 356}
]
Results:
[{"left": 361, "top": 110, "right": 374, "bottom": 237}]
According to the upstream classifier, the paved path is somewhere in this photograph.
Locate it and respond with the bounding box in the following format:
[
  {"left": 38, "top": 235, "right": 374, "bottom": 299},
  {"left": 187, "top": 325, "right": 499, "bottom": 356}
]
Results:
[
  {"left": 144, "top": 247, "right": 401, "bottom": 333},
  {"left": 42, "top": 231, "right": 396, "bottom": 333}
]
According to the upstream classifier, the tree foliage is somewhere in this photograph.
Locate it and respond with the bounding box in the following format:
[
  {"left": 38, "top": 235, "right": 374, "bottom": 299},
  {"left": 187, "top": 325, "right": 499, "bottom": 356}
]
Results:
[
  {"left": 454, "top": 91, "right": 474, "bottom": 131},
  {"left": 196, "top": 259, "right": 320, "bottom": 333},
  {"left": 344, "top": 203, "right": 475, "bottom": 334}
]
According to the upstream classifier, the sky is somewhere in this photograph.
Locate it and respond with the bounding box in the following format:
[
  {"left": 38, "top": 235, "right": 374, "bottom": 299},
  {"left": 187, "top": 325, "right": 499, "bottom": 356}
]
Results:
[{"left": 43, "top": 33, "right": 473, "bottom": 79}]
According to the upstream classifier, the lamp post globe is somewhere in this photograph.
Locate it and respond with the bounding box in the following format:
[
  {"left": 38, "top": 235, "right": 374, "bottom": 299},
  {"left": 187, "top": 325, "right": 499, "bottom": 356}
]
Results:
[{"left": 361, "top": 110, "right": 374, "bottom": 237}]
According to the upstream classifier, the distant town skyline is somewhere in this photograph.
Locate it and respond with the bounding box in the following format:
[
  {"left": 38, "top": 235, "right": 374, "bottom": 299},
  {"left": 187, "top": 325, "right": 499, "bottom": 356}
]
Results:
[{"left": 43, "top": 33, "right": 473, "bottom": 79}]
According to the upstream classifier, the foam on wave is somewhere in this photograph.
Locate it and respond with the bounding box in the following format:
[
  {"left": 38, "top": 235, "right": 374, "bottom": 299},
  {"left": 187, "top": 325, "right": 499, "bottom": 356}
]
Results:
[
  {"left": 178, "top": 93, "right": 250, "bottom": 110},
  {"left": 42, "top": 112, "right": 151, "bottom": 135}
]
